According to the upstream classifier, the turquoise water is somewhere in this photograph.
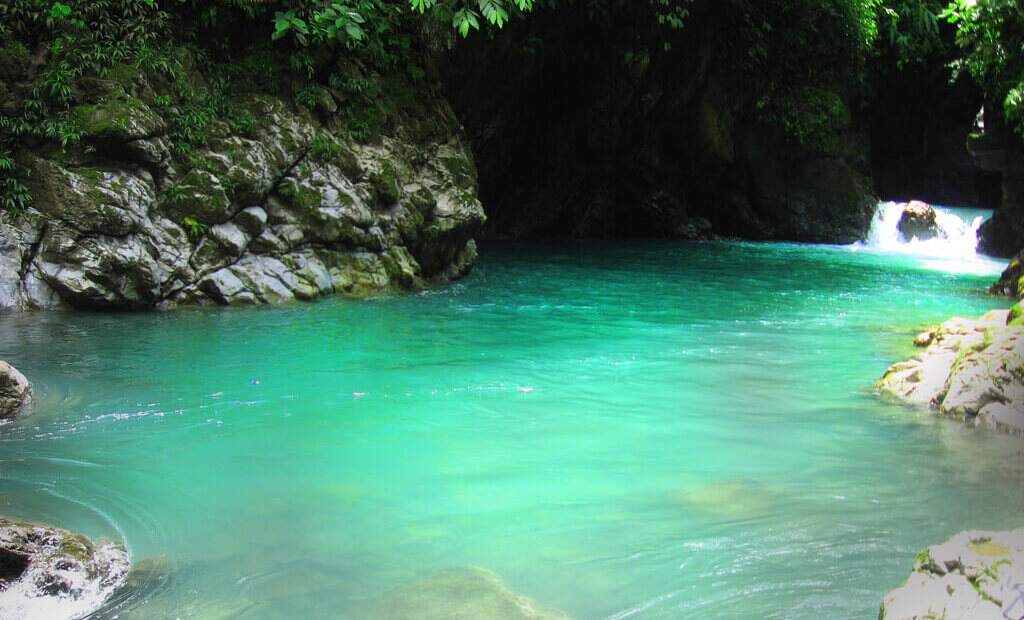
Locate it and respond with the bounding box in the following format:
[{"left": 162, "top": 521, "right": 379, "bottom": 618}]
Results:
[{"left": 1, "top": 239, "right": 1022, "bottom": 619}]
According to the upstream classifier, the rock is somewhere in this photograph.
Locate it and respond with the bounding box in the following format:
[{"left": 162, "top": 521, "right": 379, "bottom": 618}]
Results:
[
  {"left": 0, "top": 361, "right": 31, "bottom": 419},
  {"left": 877, "top": 309, "right": 1024, "bottom": 435},
  {"left": 879, "top": 529, "right": 1024, "bottom": 620},
  {"left": 0, "top": 516, "right": 130, "bottom": 620},
  {"left": 0, "top": 71, "right": 485, "bottom": 311},
  {"left": 897, "top": 200, "right": 940, "bottom": 241},
  {"left": 991, "top": 250, "right": 1024, "bottom": 299},
  {"left": 372, "top": 567, "right": 571, "bottom": 620}
]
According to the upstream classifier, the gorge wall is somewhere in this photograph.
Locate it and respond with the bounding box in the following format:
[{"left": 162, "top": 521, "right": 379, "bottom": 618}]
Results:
[
  {"left": 0, "top": 36, "right": 483, "bottom": 311},
  {"left": 443, "top": 2, "right": 878, "bottom": 243}
]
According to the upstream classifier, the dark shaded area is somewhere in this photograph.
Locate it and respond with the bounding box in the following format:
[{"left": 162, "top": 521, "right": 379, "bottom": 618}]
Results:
[
  {"left": 865, "top": 19, "right": 1000, "bottom": 210},
  {"left": 0, "top": 547, "right": 30, "bottom": 586},
  {"left": 442, "top": 2, "right": 876, "bottom": 244}
]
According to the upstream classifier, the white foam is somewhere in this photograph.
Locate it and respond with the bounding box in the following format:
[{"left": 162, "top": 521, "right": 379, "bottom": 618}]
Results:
[{"left": 848, "top": 201, "right": 1005, "bottom": 275}]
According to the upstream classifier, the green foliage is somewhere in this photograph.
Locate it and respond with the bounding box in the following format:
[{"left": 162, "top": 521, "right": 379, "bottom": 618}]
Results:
[
  {"left": 181, "top": 216, "right": 208, "bottom": 242},
  {"left": 943, "top": 0, "right": 1024, "bottom": 139},
  {"left": 309, "top": 132, "right": 345, "bottom": 163},
  {"left": 876, "top": 0, "right": 945, "bottom": 68}
]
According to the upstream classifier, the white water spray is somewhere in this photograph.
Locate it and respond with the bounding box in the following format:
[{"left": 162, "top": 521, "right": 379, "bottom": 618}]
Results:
[{"left": 849, "top": 201, "right": 1004, "bottom": 275}]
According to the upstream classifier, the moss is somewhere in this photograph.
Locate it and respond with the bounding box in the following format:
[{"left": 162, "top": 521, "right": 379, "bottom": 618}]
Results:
[
  {"left": 440, "top": 155, "right": 477, "bottom": 191},
  {"left": 277, "top": 180, "right": 322, "bottom": 213},
  {"left": 1009, "top": 302, "right": 1023, "bottom": 327},
  {"left": 58, "top": 534, "right": 93, "bottom": 562},
  {"left": 73, "top": 91, "right": 164, "bottom": 141},
  {"left": 968, "top": 540, "right": 1010, "bottom": 557},
  {"left": 369, "top": 161, "right": 401, "bottom": 206}
]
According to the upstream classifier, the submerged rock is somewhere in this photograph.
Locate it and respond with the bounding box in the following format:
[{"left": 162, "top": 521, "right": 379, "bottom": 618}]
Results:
[
  {"left": 880, "top": 529, "right": 1024, "bottom": 620},
  {"left": 372, "top": 567, "right": 571, "bottom": 620},
  {"left": 877, "top": 309, "right": 1024, "bottom": 435},
  {"left": 0, "top": 361, "right": 31, "bottom": 419},
  {"left": 0, "top": 517, "right": 130, "bottom": 620},
  {"left": 896, "top": 200, "right": 940, "bottom": 241}
]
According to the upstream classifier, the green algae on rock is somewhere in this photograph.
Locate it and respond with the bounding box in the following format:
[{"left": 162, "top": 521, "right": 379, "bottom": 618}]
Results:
[
  {"left": 0, "top": 64, "right": 484, "bottom": 311},
  {"left": 0, "top": 517, "right": 130, "bottom": 620},
  {"left": 877, "top": 309, "right": 1024, "bottom": 436},
  {"left": 879, "top": 529, "right": 1024, "bottom": 620}
]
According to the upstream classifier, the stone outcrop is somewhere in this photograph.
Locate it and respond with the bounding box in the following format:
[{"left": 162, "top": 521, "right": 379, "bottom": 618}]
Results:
[
  {"left": 991, "top": 250, "right": 1024, "bottom": 299},
  {"left": 372, "top": 567, "right": 571, "bottom": 620},
  {"left": 0, "top": 61, "right": 484, "bottom": 311},
  {"left": 0, "top": 517, "right": 130, "bottom": 620},
  {"left": 877, "top": 309, "right": 1024, "bottom": 435},
  {"left": 0, "top": 361, "right": 31, "bottom": 420},
  {"left": 880, "top": 529, "right": 1024, "bottom": 620},
  {"left": 897, "top": 200, "right": 940, "bottom": 241}
]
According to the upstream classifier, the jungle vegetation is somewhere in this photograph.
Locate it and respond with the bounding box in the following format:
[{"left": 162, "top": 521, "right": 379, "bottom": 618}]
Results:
[{"left": 0, "top": 0, "right": 1021, "bottom": 213}]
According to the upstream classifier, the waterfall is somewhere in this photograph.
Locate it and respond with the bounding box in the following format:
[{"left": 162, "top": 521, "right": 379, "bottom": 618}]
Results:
[{"left": 849, "top": 201, "right": 1004, "bottom": 275}]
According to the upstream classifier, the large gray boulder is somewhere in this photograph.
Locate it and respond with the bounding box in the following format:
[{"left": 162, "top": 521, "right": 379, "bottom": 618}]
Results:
[
  {"left": 880, "top": 529, "right": 1024, "bottom": 620},
  {"left": 877, "top": 309, "right": 1024, "bottom": 435},
  {"left": 0, "top": 361, "right": 31, "bottom": 420},
  {"left": 0, "top": 517, "right": 130, "bottom": 620}
]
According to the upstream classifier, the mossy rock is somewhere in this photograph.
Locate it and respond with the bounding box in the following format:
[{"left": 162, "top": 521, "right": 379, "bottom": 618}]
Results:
[
  {"left": 73, "top": 91, "right": 166, "bottom": 143},
  {"left": 370, "top": 161, "right": 402, "bottom": 206},
  {"left": 1009, "top": 302, "right": 1024, "bottom": 327},
  {"left": 161, "top": 169, "right": 233, "bottom": 224}
]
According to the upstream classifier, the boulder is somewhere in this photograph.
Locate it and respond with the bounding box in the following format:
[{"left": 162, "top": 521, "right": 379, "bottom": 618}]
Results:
[
  {"left": 0, "top": 361, "right": 31, "bottom": 419},
  {"left": 0, "top": 517, "right": 130, "bottom": 620},
  {"left": 897, "top": 200, "right": 940, "bottom": 241},
  {"left": 879, "top": 529, "right": 1024, "bottom": 620},
  {"left": 877, "top": 309, "right": 1024, "bottom": 435}
]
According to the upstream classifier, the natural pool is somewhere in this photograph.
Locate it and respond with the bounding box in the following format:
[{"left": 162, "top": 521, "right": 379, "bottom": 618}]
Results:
[{"left": 1, "top": 231, "right": 1022, "bottom": 618}]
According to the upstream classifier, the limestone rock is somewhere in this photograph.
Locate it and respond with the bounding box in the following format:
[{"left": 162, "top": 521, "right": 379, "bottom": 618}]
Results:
[
  {"left": 0, "top": 74, "right": 485, "bottom": 311},
  {"left": 0, "top": 517, "right": 130, "bottom": 620},
  {"left": 880, "top": 529, "right": 1024, "bottom": 620},
  {"left": 0, "top": 361, "right": 31, "bottom": 419},
  {"left": 877, "top": 309, "right": 1024, "bottom": 435},
  {"left": 897, "top": 200, "right": 940, "bottom": 241}
]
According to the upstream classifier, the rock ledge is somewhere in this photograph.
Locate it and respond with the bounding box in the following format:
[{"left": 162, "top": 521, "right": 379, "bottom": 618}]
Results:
[
  {"left": 877, "top": 309, "right": 1024, "bottom": 435},
  {"left": 880, "top": 529, "right": 1024, "bottom": 620}
]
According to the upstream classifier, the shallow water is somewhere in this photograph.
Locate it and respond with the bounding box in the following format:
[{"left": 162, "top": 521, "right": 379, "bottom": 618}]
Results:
[{"left": 1, "top": 236, "right": 1022, "bottom": 619}]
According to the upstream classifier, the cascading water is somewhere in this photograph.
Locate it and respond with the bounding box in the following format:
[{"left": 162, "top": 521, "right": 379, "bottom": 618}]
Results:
[{"left": 850, "top": 201, "right": 1005, "bottom": 275}]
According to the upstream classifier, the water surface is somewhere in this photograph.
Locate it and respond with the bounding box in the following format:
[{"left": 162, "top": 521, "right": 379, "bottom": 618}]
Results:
[{"left": 1, "top": 233, "right": 1021, "bottom": 619}]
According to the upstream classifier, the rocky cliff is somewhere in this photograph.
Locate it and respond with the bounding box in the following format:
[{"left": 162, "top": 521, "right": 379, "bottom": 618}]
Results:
[{"left": 0, "top": 51, "right": 484, "bottom": 311}]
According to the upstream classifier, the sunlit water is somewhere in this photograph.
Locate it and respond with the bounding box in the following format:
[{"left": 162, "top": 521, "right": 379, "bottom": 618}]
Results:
[
  {"left": 1, "top": 216, "right": 1022, "bottom": 618},
  {"left": 851, "top": 201, "right": 995, "bottom": 275}
]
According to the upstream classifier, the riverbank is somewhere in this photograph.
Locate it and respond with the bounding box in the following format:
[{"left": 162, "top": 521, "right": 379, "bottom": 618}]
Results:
[
  {"left": 880, "top": 529, "right": 1024, "bottom": 620},
  {"left": 877, "top": 307, "right": 1024, "bottom": 436}
]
